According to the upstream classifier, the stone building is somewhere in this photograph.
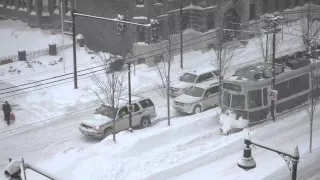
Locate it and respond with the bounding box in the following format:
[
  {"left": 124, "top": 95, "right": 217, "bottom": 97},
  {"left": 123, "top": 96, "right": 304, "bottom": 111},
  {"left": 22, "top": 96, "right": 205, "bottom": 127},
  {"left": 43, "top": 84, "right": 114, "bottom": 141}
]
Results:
[
  {"left": 0, "top": 0, "right": 317, "bottom": 66},
  {"left": 0, "top": 0, "right": 75, "bottom": 28}
]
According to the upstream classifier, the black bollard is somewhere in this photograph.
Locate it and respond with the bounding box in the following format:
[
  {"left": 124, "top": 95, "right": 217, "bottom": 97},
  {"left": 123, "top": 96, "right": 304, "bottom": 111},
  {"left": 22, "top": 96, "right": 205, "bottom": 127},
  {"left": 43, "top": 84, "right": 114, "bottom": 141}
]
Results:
[
  {"left": 49, "top": 43, "right": 57, "bottom": 56},
  {"left": 18, "top": 50, "right": 26, "bottom": 61},
  {"left": 76, "top": 34, "right": 84, "bottom": 47}
]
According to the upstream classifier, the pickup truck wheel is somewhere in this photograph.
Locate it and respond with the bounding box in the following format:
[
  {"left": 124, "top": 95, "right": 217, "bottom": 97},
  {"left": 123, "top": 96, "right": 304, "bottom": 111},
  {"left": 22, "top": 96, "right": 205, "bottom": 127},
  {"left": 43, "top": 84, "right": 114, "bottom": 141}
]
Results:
[
  {"left": 104, "top": 128, "right": 113, "bottom": 138},
  {"left": 140, "top": 117, "right": 150, "bottom": 128},
  {"left": 193, "top": 105, "right": 202, "bottom": 114}
]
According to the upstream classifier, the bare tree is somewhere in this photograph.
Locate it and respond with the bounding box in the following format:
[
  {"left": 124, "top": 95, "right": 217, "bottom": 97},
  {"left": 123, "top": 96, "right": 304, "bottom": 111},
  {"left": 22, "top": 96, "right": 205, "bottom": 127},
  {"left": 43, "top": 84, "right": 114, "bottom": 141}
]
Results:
[
  {"left": 297, "top": 1, "right": 320, "bottom": 153},
  {"left": 91, "top": 54, "right": 126, "bottom": 142},
  {"left": 155, "top": 35, "right": 173, "bottom": 126},
  {"left": 252, "top": 28, "right": 283, "bottom": 62},
  {"left": 209, "top": 43, "right": 235, "bottom": 106}
]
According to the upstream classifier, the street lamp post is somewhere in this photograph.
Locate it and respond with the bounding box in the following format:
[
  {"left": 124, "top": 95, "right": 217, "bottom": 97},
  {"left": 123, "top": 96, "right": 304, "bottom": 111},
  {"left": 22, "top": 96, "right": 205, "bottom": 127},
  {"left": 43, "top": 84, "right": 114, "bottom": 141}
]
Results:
[{"left": 238, "top": 138, "right": 299, "bottom": 180}]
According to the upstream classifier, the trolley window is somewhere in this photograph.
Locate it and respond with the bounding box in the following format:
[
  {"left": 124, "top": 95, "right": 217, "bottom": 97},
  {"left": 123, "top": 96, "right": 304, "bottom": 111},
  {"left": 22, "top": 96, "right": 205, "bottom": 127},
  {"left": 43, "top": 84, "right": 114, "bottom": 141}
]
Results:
[
  {"left": 263, "top": 88, "right": 268, "bottom": 106},
  {"left": 223, "top": 83, "right": 241, "bottom": 92},
  {"left": 275, "top": 81, "right": 289, "bottom": 100},
  {"left": 248, "top": 89, "right": 262, "bottom": 109},
  {"left": 231, "top": 94, "right": 245, "bottom": 109},
  {"left": 223, "top": 91, "right": 231, "bottom": 107}
]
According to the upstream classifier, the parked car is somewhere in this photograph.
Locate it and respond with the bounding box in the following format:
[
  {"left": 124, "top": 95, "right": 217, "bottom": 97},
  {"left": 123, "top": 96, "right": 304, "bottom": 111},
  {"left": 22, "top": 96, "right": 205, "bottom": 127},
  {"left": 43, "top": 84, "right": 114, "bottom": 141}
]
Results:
[
  {"left": 170, "top": 67, "right": 219, "bottom": 97},
  {"left": 79, "top": 96, "right": 156, "bottom": 138},
  {"left": 172, "top": 80, "right": 220, "bottom": 114}
]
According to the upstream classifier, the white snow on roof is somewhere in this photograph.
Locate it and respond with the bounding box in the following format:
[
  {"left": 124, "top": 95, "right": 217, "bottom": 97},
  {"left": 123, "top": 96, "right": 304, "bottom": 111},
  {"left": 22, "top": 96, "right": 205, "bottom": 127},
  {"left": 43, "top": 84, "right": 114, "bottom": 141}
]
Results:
[
  {"left": 187, "top": 66, "right": 218, "bottom": 75},
  {"left": 133, "top": 16, "right": 148, "bottom": 20},
  {"left": 193, "top": 79, "right": 219, "bottom": 89}
]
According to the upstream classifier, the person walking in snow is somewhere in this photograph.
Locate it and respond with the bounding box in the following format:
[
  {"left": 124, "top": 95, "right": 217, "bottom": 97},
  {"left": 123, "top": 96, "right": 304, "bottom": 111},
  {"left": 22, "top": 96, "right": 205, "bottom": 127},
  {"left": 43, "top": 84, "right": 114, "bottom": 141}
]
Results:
[{"left": 2, "top": 101, "right": 11, "bottom": 125}]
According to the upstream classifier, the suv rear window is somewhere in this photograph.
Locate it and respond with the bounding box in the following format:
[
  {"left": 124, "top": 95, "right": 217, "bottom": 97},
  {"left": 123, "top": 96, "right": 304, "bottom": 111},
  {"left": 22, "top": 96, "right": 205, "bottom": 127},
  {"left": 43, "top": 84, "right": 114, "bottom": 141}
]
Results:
[{"left": 139, "top": 99, "right": 154, "bottom": 109}]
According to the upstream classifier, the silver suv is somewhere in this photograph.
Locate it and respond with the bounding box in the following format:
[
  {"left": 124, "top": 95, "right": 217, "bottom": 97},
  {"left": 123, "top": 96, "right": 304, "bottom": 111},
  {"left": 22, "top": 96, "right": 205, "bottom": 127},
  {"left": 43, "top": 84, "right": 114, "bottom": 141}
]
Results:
[
  {"left": 173, "top": 80, "right": 220, "bottom": 114},
  {"left": 170, "top": 67, "right": 219, "bottom": 97},
  {"left": 79, "top": 96, "right": 156, "bottom": 138}
]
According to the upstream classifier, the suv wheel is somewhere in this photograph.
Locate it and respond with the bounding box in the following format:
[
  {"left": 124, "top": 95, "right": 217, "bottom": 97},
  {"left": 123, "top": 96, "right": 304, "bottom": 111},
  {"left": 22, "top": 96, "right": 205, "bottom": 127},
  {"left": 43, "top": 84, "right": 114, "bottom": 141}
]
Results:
[
  {"left": 193, "top": 105, "right": 202, "bottom": 114},
  {"left": 104, "top": 128, "right": 113, "bottom": 138},
  {"left": 140, "top": 117, "right": 150, "bottom": 129}
]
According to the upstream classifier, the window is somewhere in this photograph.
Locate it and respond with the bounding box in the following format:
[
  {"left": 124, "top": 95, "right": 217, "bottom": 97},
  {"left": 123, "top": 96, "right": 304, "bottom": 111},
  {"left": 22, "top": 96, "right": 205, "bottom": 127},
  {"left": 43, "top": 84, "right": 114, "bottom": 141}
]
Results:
[
  {"left": 139, "top": 99, "right": 154, "bottom": 109},
  {"left": 249, "top": 3, "right": 256, "bottom": 20},
  {"left": 138, "top": 58, "right": 145, "bottom": 64},
  {"left": 274, "top": 0, "right": 279, "bottom": 11},
  {"left": 204, "top": 86, "right": 219, "bottom": 97},
  {"left": 262, "top": 0, "right": 268, "bottom": 14},
  {"left": 185, "top": 87, "right": 205, "bottom": 97},
  {"left": 275, "top": 81, "right": 289, "bottom": 100},
  {"left": 196, "top": 73, "right": 213, "bottom": 83},
  {"left": 118, "top": 106, "right": 129, "bottom": 117},
  {"left": 154, "top": 55, "right": 163, "bottom": 64},
  {"left": 207, "top": 12, "right": 215, "bottom": 30},
  {"left": 180, "top": 73, "right": 197, "bottom": 83},
  {"left": 263, "top": 88, "right": 268, "bottom": 106},
  {"left": 248, "top": 89, "right": 262, "bottom": 109},
  {"left": 223, "top": 83, "right": 241, "bottom": 92},
  {"left": 137, "top": 26, "right": 145, "bottom": 42},
  {"left": 223, "top": 91, "right": 231, "bottom": 107},
  {"left": 231, "top": 94, "right": 245, "bottom": 109},
  {"left": 298, "top": 74, "right": 309, "bottom": 92},
  {"left": 133, "top": 103, "right": 140, "bottom": 112},
  {"left": 285, "top": 0, "right": 290, "bottom": 9},
  {"left": 207, "top": 43, "right": 215, "bottom": 50}
]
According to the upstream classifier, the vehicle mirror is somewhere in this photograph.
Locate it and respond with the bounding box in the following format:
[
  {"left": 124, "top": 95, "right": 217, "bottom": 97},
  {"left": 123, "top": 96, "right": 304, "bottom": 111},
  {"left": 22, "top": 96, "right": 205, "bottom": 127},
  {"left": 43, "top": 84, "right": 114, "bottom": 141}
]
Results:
[{"left": 179, "top": 76, "right": 182, "bottom": 81}]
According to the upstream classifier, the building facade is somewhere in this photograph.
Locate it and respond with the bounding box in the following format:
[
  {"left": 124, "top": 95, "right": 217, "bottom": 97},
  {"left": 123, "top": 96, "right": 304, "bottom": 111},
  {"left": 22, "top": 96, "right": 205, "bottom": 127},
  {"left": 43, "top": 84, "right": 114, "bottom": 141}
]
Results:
[
  {"left": 0, "top": 0, "right": 317, "bottom": 66},
  {"left": 0, "top": 0, "right": 75, "bottom": 28}
]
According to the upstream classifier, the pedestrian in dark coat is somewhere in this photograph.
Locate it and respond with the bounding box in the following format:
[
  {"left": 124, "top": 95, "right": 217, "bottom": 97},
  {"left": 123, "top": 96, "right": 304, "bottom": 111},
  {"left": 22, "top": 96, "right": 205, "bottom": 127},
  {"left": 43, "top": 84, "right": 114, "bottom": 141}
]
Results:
[{"left": 2, "top": 101, "right": 11, "bottom": 125}]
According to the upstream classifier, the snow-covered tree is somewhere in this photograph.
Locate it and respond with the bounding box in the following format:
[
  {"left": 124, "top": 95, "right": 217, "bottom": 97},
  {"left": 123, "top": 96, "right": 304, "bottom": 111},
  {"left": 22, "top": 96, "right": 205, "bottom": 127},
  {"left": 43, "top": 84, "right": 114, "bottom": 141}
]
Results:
[
  {"left": 91, "top": 54, "right": 126, "bottom": 142},
  {"left": 155, "top": 35, "right": 173, "bottom": 126}
]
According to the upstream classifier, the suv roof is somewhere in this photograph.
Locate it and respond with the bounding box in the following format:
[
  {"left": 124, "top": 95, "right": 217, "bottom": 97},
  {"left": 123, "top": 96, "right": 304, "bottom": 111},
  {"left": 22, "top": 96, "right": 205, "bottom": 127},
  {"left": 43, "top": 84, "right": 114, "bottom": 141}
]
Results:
[
  {"left": 193, "top": 79, "right": 219, "bottom": 89},
  {"left": 186, "top": 66, "right": 218, "bottom": 76},
  {"left": 118, "top": 95, "right": 149, "bottom": 106}
]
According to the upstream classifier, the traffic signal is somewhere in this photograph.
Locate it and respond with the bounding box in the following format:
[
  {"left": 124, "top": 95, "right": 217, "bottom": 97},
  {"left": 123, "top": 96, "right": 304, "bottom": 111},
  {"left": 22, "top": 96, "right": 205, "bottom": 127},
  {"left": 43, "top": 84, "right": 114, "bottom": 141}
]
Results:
[
  {"left": 117, "top": 14, "right": 126, "bottom": 36},
  {"left": 151, "top": 19, "right": 160, "bottom": 43}
]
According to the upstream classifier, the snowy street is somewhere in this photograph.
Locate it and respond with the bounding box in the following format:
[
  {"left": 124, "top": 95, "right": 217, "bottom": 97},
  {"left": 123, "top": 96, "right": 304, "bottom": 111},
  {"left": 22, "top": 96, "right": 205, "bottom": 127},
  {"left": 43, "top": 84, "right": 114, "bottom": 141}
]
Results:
[
  {"left": 0, "top": 89, "right": 182, "bottom": 172},
  {"left": 0, "top": 108, "right": 97, "bottom": 171},
  {"left": 1, "top": 5, "right": 320, "bottom": 179}
]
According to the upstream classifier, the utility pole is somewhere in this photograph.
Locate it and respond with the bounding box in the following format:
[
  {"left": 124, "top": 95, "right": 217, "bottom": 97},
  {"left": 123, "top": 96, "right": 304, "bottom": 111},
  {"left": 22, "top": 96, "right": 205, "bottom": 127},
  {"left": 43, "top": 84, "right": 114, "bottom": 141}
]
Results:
[
  {"left": 266, "top": 33, "right": 269, "bottom": 62},
  {"left": 271, "top": 25, "right": 276, "bottom": 122},
  {"left": 218, "top": 27, "right": 223, "bottom": 107},
  {"left": 128, "top": 62, "right": 133, "bottom": 132},
  {"left": 265, "top": 14, "right": 284, "bottom": 122},
  {"left": 71, "top": 9, "right": 78, "bottom": 89},
  {"left": 180, "top": 0, "right": 183, "bottom": 69},
  {"left": 60, "top": 0, "right": 66, "bottom": 74},
  {"left": 307, "top": 0, "right": 313, "bottom": 154}
]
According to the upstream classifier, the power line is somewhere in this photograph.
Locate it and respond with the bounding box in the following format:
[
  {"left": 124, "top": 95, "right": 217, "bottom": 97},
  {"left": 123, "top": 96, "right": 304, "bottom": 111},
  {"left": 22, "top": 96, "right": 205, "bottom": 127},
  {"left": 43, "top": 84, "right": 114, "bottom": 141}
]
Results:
[
  {"left": 0, "top": 35, "right": 217, "bottom": 95},
  {"left": 0, "top": 34, "right": 303, "bottom": 99},
  {"left": 0, "top": 32, "right": 217, "bottom": 92}
]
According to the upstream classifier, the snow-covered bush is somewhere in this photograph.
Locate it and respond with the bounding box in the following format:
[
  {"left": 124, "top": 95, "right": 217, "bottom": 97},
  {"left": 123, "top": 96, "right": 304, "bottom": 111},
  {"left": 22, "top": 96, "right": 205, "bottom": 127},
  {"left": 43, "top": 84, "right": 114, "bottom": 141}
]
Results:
[{"left": 48, "top": 60, "right": 58, "bottom": 66}]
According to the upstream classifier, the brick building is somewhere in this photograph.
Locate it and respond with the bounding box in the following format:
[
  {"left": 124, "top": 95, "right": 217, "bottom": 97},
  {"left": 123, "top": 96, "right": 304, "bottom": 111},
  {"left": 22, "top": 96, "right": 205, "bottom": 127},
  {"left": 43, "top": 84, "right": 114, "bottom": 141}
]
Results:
[{"left": 0, "top": 0, "right": 317, "bottom": 66}]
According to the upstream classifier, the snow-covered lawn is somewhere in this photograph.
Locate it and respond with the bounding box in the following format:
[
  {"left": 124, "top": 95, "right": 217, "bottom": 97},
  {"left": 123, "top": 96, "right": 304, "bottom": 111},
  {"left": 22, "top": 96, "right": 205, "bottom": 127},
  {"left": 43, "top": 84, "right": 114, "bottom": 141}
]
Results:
[{"left": 0, "top": 20, "right": 71, "bottom": 57}]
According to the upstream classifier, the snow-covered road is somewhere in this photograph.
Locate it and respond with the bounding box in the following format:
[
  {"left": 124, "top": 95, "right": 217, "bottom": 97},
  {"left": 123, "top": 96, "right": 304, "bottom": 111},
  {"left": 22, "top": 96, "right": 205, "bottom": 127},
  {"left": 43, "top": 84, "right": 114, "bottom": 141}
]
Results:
[
  {"left": 0, "top": 108, "right": 98, "bottom": 171},
  {"left": 0, "top": 89, "right": 182, "bottom": 172}
]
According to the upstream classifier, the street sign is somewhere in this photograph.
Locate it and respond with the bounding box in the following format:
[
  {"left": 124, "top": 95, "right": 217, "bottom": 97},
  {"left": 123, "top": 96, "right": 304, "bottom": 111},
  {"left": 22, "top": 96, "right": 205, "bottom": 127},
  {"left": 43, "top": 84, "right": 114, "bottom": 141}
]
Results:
[{"left": 269, "top": 89, "right": 278, "bottom": 101}]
